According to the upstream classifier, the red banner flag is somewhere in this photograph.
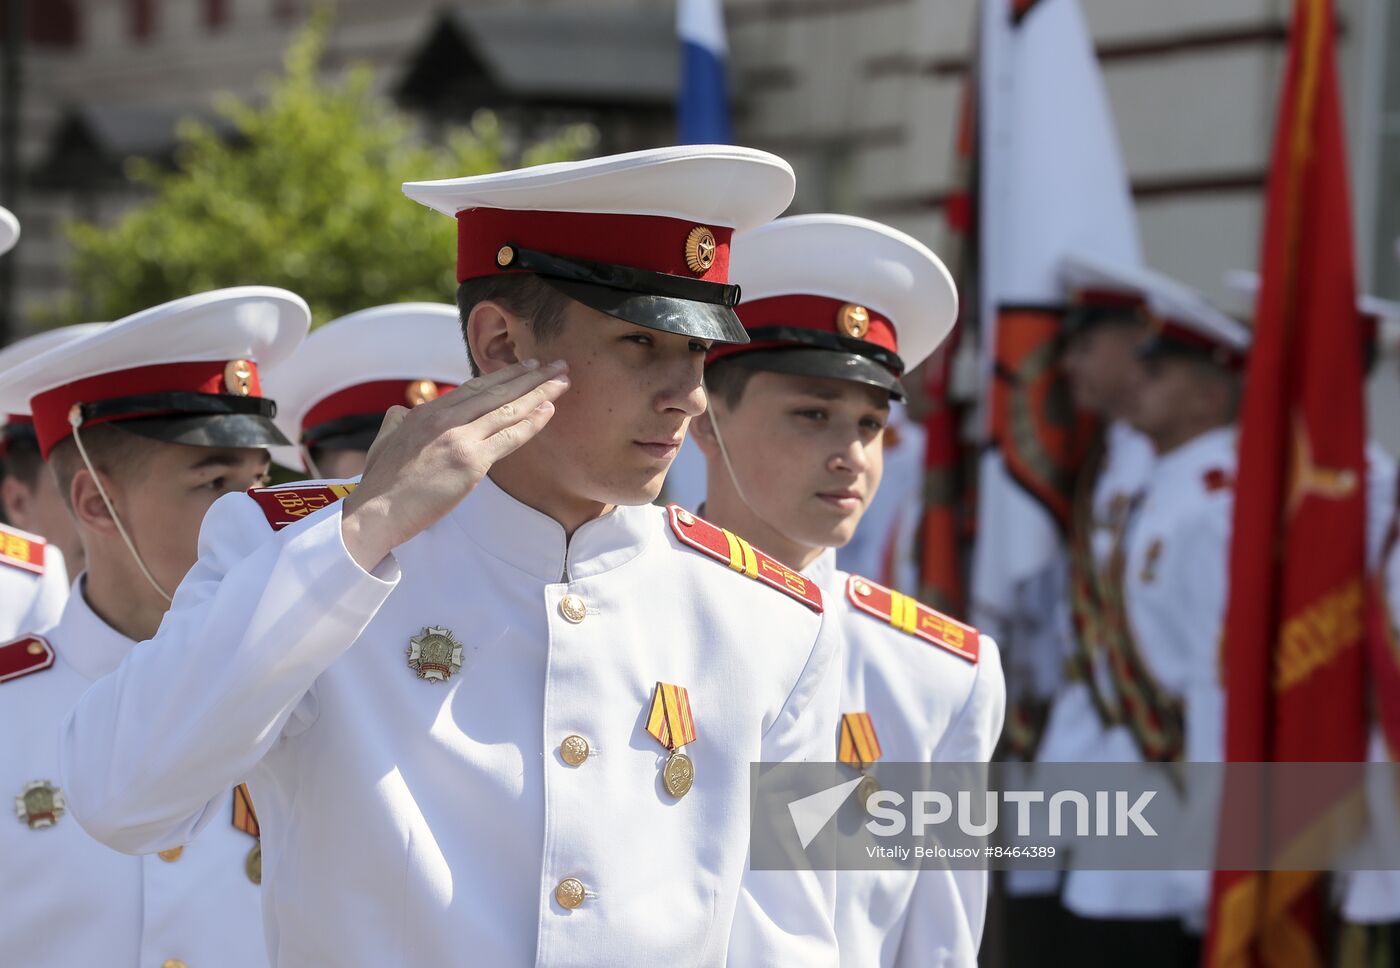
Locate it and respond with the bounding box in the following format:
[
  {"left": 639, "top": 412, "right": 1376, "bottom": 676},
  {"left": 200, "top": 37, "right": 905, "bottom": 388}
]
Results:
[{"left": 1205, "top": 1, "right": 1369, "bottom": 965}]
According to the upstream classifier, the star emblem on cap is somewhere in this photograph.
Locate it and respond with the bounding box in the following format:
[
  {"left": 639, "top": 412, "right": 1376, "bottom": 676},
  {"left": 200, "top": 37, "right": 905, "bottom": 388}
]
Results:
[
  {"left": 224, "top": 359, "right": 255, "bottom": 396},
  {"left": 685, "top": 226, "right": 717, "bottom": 275},
  {"left": 404, "top": 380, "right": 440, "bottom": 407},
  {"left": 837, "top": 304, "right": 871, "bottom": 339}
]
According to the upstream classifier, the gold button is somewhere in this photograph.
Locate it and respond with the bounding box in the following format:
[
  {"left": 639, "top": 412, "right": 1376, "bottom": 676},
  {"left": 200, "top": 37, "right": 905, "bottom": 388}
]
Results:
[
  {"left": 676, "top": 509, "right": 695, "bottom": 526},
  {"left": 25, "top": 642, "right": 43, "bottom": 656},
  {"left": 560, "top": 735, "right": 590, "bottom": 766},
  {"left": 555, "top": 877, "right": 586, "bottom": 909},
  {"left": 559, "top": 595, "right": 587, "bottom": 624},
  {"left": 163, "top": 961, "right": 188, "bottom": 968},
  {"left": 854, "top": 581, "right": 872, "bottom": 597},
  {"left": 158, "top": 846, "right": 184, "bottom": 862}
]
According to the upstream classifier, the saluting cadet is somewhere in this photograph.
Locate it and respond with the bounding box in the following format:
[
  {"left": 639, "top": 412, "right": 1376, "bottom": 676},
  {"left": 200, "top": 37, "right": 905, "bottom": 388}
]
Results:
[
  {"left": 1058, "top": 269, "right": 1250, "bottom": 966},
  {"left": 261, "top": 302, "right": 471, "bottom": 481},
  {"left": 0, "top": 287, "right": 309, "bottom": 967},
  {"left": 691, "top": 213, "right": 1005, "bottom": 966},
  {"left": 60, "top": 147, "right": 844, "bottom": 967}
]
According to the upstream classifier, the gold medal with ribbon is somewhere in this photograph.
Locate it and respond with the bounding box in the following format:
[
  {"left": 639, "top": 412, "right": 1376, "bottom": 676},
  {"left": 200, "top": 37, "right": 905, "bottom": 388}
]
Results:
[
  {"left": 838, "top": 712, "right": 884, "bottom": 813},
  {"left": 645, "top": 682, "right": 697, "bottom": 798},
  {"left": 232, "top": 783, "right": 262, "bottom": 885}
]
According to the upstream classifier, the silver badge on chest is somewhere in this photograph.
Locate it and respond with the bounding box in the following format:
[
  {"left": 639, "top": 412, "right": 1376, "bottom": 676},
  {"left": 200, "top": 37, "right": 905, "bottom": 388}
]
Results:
[{"left": 406, "top": 626, "right": 465, "bottom": 683}]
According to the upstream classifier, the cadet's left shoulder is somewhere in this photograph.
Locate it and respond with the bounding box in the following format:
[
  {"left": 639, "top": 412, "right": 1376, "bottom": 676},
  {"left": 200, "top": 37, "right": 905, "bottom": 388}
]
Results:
[
  {"left": 663, "top": 504, "right": 823, "bottom": 613},
  {"left": 0, "top": 522, "right": 47, "bottom": 576},
  {"left": 844, "top": 574, "right": 980, "bottom": 664}
]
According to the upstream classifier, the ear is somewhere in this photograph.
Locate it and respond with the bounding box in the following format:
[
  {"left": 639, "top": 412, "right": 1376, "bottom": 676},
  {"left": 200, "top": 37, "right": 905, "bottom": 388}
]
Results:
[
  {"left": 0, "top": 474, "right": 29, "bottom": 524},
  {"left": 466, "top": 300, "right": 523, "bottom": 376},
  {"left": 689, "top": 410, "right": 722, "bottom": 459},
  {"left": 68, "top": 467, "right": 121, "bottom": 538}
]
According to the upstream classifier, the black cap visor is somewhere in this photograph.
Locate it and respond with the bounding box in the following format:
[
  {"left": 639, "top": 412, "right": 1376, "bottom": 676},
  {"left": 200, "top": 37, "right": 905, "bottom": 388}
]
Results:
[
  {"left": 74, "top": 391, "right": 289, "bottom": 450},
  {"left": 118, "top": 412, "right": 290, "bottom": 449},
  {"left": 499, "top": 244, "right": 749, "bottom": 344},
  {"left": 721, "top": 347, "right": 906, "bottom": 400}
]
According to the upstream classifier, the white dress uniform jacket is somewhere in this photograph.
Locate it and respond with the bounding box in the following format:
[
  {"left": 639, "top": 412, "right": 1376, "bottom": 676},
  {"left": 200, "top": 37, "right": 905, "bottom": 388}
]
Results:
[
  {"left": 806, "top": 551, "right": 1005, "bottom": 967},
  {"left": 60, "top": 476, "right": 843, "bottom": 967},
  {"left": 1342, "top": 443, "right": 1400, "bottom": 923},
  {"left": 0, "top": 524, "right": 67, "bottom": 643},
  {"left": 0, "top": 582, "right": 266, "bottom": 967},
  {"left": 1062, "top": 426, "right": 1236, "bottom": 928}
]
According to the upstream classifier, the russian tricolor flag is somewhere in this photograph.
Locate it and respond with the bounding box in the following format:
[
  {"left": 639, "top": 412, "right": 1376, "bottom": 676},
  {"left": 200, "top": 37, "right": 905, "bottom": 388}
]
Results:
[{"left": 677, "top": 0, "right": 733, "bottom": 144}]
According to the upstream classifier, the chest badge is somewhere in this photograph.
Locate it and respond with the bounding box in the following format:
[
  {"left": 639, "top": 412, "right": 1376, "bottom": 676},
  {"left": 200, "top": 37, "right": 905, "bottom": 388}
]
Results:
[
  {"left": 406, "top": 626, "right": 465, "bottom": 683},
  {"left": 645, "top": 682, "right": 698, "bottom": 799},
  {"left": 15, "top": 780, "right": 65, "bottom": 830},
  {"left": 838, "top": 712, "right": 885, "bottom": 814}
]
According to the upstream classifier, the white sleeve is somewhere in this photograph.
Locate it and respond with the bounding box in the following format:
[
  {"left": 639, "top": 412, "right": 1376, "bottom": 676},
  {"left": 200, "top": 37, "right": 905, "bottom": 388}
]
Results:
[
  {"left": 726, "top": 609, "right": 843, "bottom": 966},
  {"left": 59, "top": 491, "right": 397, "bottom": 854},
  {"left": 899, "top": 635, "right": 1006, "bottom": 961},
  {"left": 20, "top": 545, "right": 69, "bottom": 634}
]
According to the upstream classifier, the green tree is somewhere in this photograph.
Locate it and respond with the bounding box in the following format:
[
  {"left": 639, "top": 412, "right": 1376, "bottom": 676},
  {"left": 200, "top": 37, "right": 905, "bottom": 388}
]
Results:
[{"left": 52, "top": 13, "right": 595, "bottom": 326}]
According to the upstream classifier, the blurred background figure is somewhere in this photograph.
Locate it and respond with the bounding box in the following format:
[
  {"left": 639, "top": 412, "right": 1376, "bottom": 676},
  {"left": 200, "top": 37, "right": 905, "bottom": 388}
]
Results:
[{"left": 261, "top": 303, "right": 470, "bottom": 481}]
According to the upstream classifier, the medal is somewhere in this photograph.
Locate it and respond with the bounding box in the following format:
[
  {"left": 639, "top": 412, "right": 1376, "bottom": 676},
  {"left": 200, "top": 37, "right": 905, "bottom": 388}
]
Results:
[
  {"left": 15, "top": 780, "right": 64, "bottom": 830},
  {"left": 838, "top": 712, "right": 884, "bottom": 815},
  {"left": 406, "top": 626, "right": 464, "bottom": 683},
  {"left": 645, "top": 682, "right": 698, "bottom": 799},
  {"left": 232, "top": 783, "right": 262, "bottom": 885}
]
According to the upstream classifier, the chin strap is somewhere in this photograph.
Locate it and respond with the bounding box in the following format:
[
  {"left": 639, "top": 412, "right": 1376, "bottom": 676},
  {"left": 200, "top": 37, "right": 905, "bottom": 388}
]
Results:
[
  {"left": 68, "top": 413, "right": 173, "bottom": 605},
  {"left": 299, "top": 444, "right": 323, "bottom": 480},
  {"left": 701, "top": 374, "right": 811, "bottom": 555}
]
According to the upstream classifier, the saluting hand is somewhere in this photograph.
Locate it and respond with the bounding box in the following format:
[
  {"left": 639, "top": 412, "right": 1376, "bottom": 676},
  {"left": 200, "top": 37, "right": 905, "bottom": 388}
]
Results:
[{"left": 340, "top": 358, "right": 570, "bottom": 570}]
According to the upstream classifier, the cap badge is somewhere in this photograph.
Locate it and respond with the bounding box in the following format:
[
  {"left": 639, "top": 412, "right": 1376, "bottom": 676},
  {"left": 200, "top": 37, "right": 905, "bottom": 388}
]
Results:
[
  {"left": 406, "top": 625, "right": 465, "bottom": 683},
  {"left": 15, "top": 780, "right": 64, "bottom": 830},
  {"left": 645, "top": 681, "right": 698, "bottom": 799},
  {"left": 837, "top": 304, "right": 871, "bottom": 339},
  {"left": 685, "top": 226, "right": 718, "bottom": 275},
  {"left": 224, "top": 359, "right": 255, "bottom": 396},
  {"left": 405, "top": 380, "right": 440, "bottom": 407}
]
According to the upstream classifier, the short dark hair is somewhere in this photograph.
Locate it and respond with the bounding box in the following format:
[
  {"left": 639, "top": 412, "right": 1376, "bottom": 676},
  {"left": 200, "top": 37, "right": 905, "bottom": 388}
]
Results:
[
  {"left": 0, "top": 435, "right": 43, "bottom": 490},
  {"left": 702, "top": 358, "right": 759, "bottom": 410},
  {"left": 456, "top": 275, "right": 573, "bottom": 377},
  {"left": 48, "top": 423, "right": 145, "bottom": 509}
]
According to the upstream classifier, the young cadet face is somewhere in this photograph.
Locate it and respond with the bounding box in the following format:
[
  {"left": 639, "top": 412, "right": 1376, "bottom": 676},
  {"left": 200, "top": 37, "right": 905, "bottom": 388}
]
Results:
[
  {"left": 701, "top": 371, "right": 889, "bottom": 553},
  {"left": 1128, "top": 356, "right": 1232, "bottom": 453},
  {"left": 78, "top": 441, "right": 271, "bottom": 594},
  {"left": 512, "top": 300, "right": 710, "bottom": 506},
  {"left": 2, "top": 458, "right": 83, "bottom": 570},
  {"left": 314, "top": 448, "right": 369, "bottom": 481},
  {"left": 1060, "top": 321, "right": 1148, "bottom": 419}
]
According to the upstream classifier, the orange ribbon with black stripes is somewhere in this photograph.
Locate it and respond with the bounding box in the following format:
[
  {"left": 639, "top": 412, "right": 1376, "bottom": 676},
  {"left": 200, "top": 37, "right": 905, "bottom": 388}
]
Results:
[
  {"left": 646, "top": 682, "right": 698, "bottom": 798},
  {"left": 838, "top": 712, "right": 883, "bottom": 769}
]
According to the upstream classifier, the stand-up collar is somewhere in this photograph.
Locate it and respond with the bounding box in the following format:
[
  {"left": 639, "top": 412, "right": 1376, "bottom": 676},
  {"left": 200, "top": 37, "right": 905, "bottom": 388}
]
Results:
[
  {"left": 449, "top": 474, "right": 656, "bottom": 583},
  {"left": 805, "top": 548, "right": 840, "bottom": 596},
  {"left": 52, "top": 576, "right": 135, "bottom": 683}
]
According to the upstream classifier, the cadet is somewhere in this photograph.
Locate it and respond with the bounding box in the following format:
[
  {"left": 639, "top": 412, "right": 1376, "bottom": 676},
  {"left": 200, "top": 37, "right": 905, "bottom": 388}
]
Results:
[
  {"left": 1058, "top": 267, "right": 1250, "bottom": 966},
  {"left": 691, "top": 213, "right": 1005, "bottom": 965},
  {"left": 0, "top": 287, "right": 309, "bottom": 966},
  {"left": 261, "top": 302, "right": 471, "bottom": 480},
  {"left": 1003, "top": 254, "right": 1160, "bottom": 958},
  {"left": 1, "top": 324, "right": 105, "bottom": 571},
  {"left": 0, "top": 224, "right": 87, "bottom": 642},
  {"left": 60, "top": 147, "right": 843, "bottom": 966}
]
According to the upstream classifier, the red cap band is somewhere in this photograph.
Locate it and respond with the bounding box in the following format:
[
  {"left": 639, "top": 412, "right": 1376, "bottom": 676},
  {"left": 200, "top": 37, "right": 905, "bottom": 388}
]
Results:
[
  {"left": 303, "top": 380, "right": 458, "bottom": 441},
  {"left": 1074, "top": 288, "right": 1147, "bottom": 310},
  {"left": 29, "top": 360, "right": 263, "bottom": 458},
  {"left": 1151, "top": 319, "right": 1246, "bottom": 370},
  {"left": 456, "top": 208, "right": 732, "bottom": 285},
  {"left": 708, "top": 294, "right": 899, "bottom": 365}
]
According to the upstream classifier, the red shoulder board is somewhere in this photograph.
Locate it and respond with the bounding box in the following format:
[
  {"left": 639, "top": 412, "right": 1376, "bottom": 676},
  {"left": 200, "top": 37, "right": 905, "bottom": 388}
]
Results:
[
  {"left": 1203, "top": 468, "right": 1233, "bottom": 492},
  {"left": 846, "top": 575, "right": 979, "bottom": 663},
  {"left": 247, "top": 482, "right": 358, "bottom": 531},
  {"left": 667, "top": 505, "right": 822, "bottom": 613},
  {"left": 0, "top": 523, "right": 46, "bottom": 575},
  {"left": 0, "top": 635, "right": 55, "bottom": 684}
]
